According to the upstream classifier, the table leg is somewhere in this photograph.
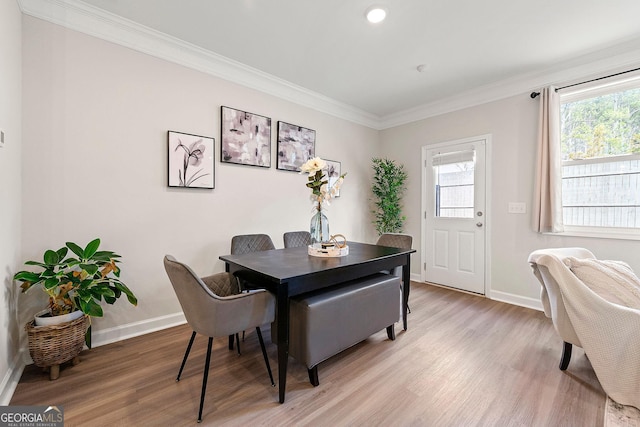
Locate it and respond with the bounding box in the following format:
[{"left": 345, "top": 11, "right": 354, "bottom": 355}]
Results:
[
  {"left": 402, "top": 256, "right": 411, "bottom": 331},
  {"left": 276, "top": 288, "right": 290, "bottom": 403}
]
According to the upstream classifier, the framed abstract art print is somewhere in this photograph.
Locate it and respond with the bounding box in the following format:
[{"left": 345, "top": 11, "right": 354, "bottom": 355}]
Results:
[
  {"left": 276, "top": 121, "right": 315, "bottom": 172},
  {"left": 220, "top": 106, "right": 271, "bottom": 168}
]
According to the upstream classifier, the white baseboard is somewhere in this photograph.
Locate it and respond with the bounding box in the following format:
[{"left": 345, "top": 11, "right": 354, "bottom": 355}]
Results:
[
  {"left": 0, "top": 352, "right": 26, "bottom": 406},
  {"left": 91, "top": 312, "right": 186, "bottom": 348},
  {"left": 412, "top": 278, "right": 543, "bottom": 312},
  {"left": 489, "top": 290, "right": 543, "bottom": 311}
]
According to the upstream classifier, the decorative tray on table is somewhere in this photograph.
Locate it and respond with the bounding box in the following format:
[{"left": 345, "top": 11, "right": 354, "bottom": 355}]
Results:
[{"left": 307, "top": 234, "right": 349, "bottom": 257}]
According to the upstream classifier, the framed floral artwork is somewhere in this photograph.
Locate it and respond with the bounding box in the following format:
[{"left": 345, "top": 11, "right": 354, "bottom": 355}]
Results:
[
  {"left": 220, "top": 106, "right": 271, "bottom": 167},
  {"left": 276, "top": 121, "right": 316, "bottom": 172},
  {"left": 324, "top": 159, "right": 342, "bottom": 197},
  {"left": 168, "top": 131, "right": 215, "bottom": 188}
]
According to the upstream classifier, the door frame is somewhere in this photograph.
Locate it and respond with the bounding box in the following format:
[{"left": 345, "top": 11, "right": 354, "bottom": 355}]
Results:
[{"left": 420, "top": 134, "right": 492, "bottom": 297}]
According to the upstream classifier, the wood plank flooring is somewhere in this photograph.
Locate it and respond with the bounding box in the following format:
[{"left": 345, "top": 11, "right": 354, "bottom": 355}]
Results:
[{"left": 11, "top": 282, "right": 606, "bottom": 426}]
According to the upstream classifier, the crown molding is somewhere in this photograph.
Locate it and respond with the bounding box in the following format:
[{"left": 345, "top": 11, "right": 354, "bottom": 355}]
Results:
[
  {"left": 17, "top": 0, "right": 640, "bottom": 131},
  {"left": 18, "top": 0, "right": 382, "bottom": 129},
  {"left": 379, "top": 40, "right": 640, "bottom": 129}
]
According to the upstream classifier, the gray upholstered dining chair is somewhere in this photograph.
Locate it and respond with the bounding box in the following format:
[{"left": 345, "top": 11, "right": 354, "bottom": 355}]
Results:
[
  {"left": 230, "top": 234, "right": 276, "bottom": 344},
  {"left": 230, "top": 234, "right": 276, "bottom": 291},
  {"left": 376, "top": 233, "right": 413, "bottom": 312},
  {"left": 283, "top": 231, "right": 312, "bottom": 248},
  {"left": 163, "top": 255, "right": 275, "bottom": 423},
  {"left": 377, "top": 233, "right": 413, "bottom": 254},
  {"left": 230, "top": 233, "right": 275, "bottom": 255}
]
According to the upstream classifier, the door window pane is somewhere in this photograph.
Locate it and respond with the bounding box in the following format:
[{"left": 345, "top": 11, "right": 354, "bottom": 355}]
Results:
[{"left": 434, "top": 159, "right": 475, "bottom": 218}]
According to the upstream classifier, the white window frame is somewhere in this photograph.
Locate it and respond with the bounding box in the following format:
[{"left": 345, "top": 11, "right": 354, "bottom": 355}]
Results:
[{"left": 558, "top": 73, "right": 640, "bottom": 240}]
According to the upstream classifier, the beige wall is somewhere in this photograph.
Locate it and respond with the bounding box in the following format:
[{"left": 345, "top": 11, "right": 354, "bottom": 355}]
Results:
[
  {"left": 20, "top": 16, "right": 380, "bottom": 345},
  {"left": 0, "top": 0, "right": 23, "bottom": 405},
  {"left": 380, "top": 95, "right": 640, "bottom": 303}
]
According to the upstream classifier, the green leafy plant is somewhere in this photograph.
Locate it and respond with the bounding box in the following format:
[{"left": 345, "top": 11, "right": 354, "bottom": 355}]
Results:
[
  {"left": 13, "top": 238, "right": 138, "bottom": 320},
  {"left": 371, "top": 158, "right": 408, "bottom": 235}
]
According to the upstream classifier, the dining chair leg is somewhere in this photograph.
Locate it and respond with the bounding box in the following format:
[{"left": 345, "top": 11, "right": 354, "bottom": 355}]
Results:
[
  {"left": 177, "top": 331, "right": 197, "bottom": 381},
  {"left": 386, "top": 324, "right": 396, "bottom": 341},
  {"left": 235, "top": 333, "right": 241, "bottom": 355},
  {"left": 402, "top": 284, "right": 411, "bottom": 314},
  {"left": 559, "top": 341, "right": 572, "bottom": 371},
  {"left": 228, "top": 335, "right": 234, "bottom": 350},
  {"left": 307, "top": 366, "right": 319, "bottom": 387},
  {"left": 256, "top": 327, "right": 275, "bottom": 387},
  {"left": 198, "top": 337, "right": 214, "bottom": 423}
]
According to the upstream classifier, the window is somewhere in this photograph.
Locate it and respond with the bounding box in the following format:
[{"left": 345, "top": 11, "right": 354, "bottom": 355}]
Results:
[
  {"left": 433, "top": 150, "right": 475, "bottom": 218},
  {"left": 560, "top": 76, "right": 640, "bottom": 233}
]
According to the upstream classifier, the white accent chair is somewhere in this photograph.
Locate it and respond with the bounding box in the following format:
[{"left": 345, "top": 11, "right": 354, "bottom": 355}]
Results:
[{"left": 528, "top": 247, "right": 640, "bottom": 409}]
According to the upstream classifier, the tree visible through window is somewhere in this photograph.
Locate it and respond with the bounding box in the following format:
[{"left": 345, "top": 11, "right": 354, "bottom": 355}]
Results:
[{"left": 561, "top": 83, "right": 640, "bottom": 229}]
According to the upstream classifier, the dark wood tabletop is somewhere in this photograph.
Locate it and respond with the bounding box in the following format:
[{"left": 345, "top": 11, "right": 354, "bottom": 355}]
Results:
[{"left": 220, "top": 241, "right": 414, "bottom": 295}]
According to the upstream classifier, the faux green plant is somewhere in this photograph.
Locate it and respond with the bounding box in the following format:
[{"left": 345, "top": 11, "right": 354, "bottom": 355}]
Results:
[
  {"left": 371, "top": 158, "right": 408, "bottom": 235},
  {"left": 13, "top": 238, "right": 138, "bottom": 320}
]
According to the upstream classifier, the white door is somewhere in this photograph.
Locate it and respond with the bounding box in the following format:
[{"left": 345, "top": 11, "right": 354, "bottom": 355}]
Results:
[{"left": 423, "top": 136, "right": 487, "bottom": 294}]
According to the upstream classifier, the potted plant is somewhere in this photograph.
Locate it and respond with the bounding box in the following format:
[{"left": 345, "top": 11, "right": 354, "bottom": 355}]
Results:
[
  {"left": 371, "top": 158, "right": 408, "bottom": 235},
  {"left": 14, "top": 238, "right": 137, "bottom": 379},
  {"left": 14, "top": 238, "right": 138, "bottom": 347}
]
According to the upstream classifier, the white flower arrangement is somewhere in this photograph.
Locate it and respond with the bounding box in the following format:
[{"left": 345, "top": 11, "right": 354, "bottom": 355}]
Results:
[{"left": 299, "top": 157, "right": 346, "bottom": 205}]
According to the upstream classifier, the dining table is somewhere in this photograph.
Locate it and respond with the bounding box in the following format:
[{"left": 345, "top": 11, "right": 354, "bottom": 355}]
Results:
[{"left": 219, "top": 241, "right": 415, "bottom": 403}]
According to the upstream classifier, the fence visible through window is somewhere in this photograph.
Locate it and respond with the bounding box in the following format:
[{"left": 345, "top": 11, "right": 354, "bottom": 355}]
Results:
[
  {"left": 434, "top": 160, "right": 474, "bottom": 218},
  {"left": 562, "top": 155, "right": 640, "bottom": 228}
]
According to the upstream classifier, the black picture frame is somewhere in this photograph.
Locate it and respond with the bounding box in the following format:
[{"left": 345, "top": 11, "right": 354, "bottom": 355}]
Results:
[
  {"left": 276, "top": 121, "right": 316, "bottom": 172},
  {"left": 220, "top": 106, "right": 271, "bottom": 168},
  {"left": 167, "top": 130, "right": 215, "bottom": 189}
]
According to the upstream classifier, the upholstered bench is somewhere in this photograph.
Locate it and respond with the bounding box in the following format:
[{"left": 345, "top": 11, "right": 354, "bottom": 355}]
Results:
[{"left": 274, "top": 272, "right": 400, "bottom": 386}]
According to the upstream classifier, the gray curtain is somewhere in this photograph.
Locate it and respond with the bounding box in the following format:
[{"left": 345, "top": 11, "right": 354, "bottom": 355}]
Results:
[{"left": 532, "top": 86, "right": 564, "bottom": 233}]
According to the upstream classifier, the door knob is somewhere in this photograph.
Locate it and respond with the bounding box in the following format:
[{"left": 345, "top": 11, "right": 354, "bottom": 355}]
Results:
[{"left": 476, "top": 222, "right": 483, "bottom": 227}]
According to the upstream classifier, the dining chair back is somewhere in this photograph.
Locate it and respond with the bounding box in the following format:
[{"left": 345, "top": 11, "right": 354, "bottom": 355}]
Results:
[
  {"left": 376, "top": 233, "right": 412, "bottom": 274},
  {"left": 231, "top": 234, "right": 275, "bottom": 292},
  {"left": 230, "top": 234, "right": 275, "bottom": 255},
  {"left": 376, "top": 233, "right": 413, "bottom": 251},
  {"left": 283, "top": 231, "right": 312, "bottom": 248}
]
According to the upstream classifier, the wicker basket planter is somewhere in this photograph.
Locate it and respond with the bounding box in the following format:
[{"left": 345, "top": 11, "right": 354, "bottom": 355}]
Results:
[{"left": 25, "top": 314, "right": 89, "bottom": 380}]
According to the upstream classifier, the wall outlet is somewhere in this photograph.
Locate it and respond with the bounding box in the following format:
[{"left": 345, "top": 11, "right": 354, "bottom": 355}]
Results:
[{"left": 508, "top": 202, "right": 527, "bottom": 214}]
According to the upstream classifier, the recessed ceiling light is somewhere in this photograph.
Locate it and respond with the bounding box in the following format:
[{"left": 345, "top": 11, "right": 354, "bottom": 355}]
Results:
[{"left": 365, "top": 6, "right": 387, "bottom": 24}]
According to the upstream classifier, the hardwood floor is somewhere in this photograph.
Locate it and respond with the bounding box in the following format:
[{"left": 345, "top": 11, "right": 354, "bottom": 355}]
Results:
[{"left": 11, "top": 282, "right": 606, "bottom": 426}]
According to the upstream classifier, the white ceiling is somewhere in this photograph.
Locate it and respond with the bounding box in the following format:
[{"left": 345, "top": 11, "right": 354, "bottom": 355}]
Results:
[{"left": 21, "top": 0, "right": 640, "bottom": 127}]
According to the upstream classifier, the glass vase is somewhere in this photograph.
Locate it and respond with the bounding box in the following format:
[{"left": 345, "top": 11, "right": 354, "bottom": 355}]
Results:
[{"left": 310, "top": 203, "right": 329, "bottom": 244}]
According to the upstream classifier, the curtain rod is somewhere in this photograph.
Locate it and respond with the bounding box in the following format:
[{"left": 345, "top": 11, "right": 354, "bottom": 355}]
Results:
[{"left": 530, "top": 66, "right": 640, "bottom": 99}]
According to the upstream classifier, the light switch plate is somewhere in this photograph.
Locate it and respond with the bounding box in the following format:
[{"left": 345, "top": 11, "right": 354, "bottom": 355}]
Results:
[{"left": 508, "top": 202, "right": 527, "bottom": 214}]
